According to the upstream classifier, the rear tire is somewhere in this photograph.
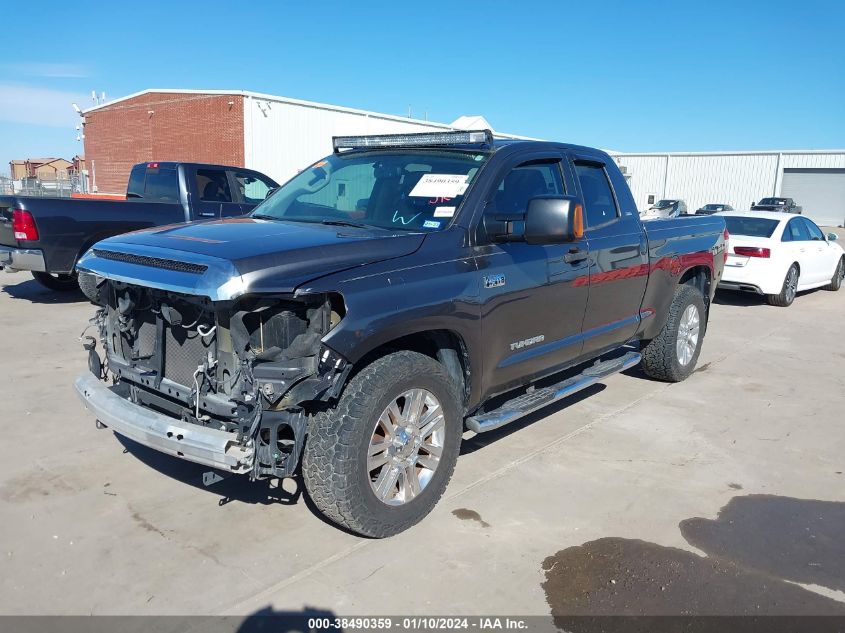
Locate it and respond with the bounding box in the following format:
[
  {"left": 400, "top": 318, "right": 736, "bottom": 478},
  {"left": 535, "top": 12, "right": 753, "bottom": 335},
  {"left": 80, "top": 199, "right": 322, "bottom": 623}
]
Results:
[
  {"left": 640, "top": 284, "right": 706, "bottom": 382},
  {"left": 303, "top": 350, "right": 462, "bottom": 537},
  {"left": 766, "top": 264, "right": 799, "bottom": 307},
  {"left": 31, "top": 271, "right": 79, "bottom": 292},
  {"left": 823, "top": 257, "right": 844, "bottom": 291}
]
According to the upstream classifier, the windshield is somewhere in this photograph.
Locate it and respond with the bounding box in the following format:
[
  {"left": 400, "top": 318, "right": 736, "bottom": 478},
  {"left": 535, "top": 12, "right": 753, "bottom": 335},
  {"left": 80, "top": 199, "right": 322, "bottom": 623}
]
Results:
[
  {"left": 758, "top": 198, "right": 786, "bottom": 206},
  {"left": 251, "top": 150, "right": 488, "bottom": 232},
  {"left": 724, "top": 217, "right": 779, "bottom": 238},
  {"left": 703, "top": 204, "right": 723, "bottom": 210},
  {"left": 654, "top": 199, "right": 675, "bottom": 208}
]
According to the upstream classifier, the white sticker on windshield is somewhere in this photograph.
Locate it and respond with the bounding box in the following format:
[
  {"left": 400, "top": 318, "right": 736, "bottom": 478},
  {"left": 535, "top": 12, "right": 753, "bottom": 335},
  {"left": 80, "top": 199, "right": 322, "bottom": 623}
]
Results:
[
  {"left": 433, "top": 206, "right": 456, "bottom": 218},
  {"left": 423, "top": 220, "right": 441, "bottom": 229},
  {"left": 409, "top": 174, "right": 469, "bottom": 198}
]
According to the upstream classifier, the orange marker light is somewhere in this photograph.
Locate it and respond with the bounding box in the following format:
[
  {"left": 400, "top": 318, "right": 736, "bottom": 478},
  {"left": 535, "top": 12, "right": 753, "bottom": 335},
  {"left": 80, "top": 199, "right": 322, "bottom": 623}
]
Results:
[{"left": 573, "top": 204, "right": 584, "bottom": 239}]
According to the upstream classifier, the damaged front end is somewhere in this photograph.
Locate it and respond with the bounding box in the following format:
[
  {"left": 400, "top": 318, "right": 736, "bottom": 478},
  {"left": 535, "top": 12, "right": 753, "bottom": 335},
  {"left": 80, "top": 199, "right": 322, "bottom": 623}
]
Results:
[{"left": 78, "top": 281, "right": 350, "bottom": 480}]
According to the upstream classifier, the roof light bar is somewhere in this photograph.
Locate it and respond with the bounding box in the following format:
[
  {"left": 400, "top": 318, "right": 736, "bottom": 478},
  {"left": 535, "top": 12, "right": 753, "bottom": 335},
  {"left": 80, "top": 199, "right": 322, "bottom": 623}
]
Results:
[{"left": 333, "top": 129, "right": 493, "bottom": 152}]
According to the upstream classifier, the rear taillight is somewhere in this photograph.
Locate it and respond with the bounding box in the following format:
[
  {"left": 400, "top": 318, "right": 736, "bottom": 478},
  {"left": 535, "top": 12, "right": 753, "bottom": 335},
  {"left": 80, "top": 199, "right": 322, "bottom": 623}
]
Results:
[
  {"left": 734, "top": 246, "right": 770, "bottom": 258},
  {"left": 12, "top": 209, "right": 39, "bottom": 241},
  {"left": 723, "top": 227, "right": 730, "bottom": 262}
]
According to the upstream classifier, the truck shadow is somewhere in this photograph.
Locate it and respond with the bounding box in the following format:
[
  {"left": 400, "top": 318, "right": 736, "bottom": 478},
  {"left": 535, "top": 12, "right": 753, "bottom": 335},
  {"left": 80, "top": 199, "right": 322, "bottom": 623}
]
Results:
[
  {"left": 114, "top": 434, "right": 303, "bottom": 508},
  {"left": 541, "top": 494, "right": 845, "bottom": 630},
  {"left": 1, "top": 277, "right": 88, "bottom": 304}
]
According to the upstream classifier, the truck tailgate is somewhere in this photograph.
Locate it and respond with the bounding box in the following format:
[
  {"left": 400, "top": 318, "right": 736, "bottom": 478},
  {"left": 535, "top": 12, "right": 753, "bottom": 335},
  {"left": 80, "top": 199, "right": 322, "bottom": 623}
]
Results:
[{"left": 0, "top": 197, "right": 17, "bottom": 248}]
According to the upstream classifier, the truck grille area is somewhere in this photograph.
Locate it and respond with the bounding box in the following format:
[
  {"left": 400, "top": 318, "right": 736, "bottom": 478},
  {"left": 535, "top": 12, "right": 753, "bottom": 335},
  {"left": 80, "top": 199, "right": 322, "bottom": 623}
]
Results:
[
  {"left": 102, "top": 282, "right": 225, "bottom": 395},
  {"left": 164, "top": 326, "right": 215, "bottom": 387}
]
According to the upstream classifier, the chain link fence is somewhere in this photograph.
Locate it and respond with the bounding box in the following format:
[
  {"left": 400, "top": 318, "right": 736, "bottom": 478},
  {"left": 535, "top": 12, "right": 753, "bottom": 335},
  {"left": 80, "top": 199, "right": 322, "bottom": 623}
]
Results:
[{"left": 0, "top": 173, "right": 87, "bottom": 197}]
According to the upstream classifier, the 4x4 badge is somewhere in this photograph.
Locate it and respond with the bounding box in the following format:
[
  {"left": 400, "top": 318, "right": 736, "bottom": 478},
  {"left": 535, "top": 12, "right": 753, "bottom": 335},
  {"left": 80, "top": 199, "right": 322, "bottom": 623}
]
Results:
[{"left": 483, "top": 274, "right": 506, "bottom": 289}]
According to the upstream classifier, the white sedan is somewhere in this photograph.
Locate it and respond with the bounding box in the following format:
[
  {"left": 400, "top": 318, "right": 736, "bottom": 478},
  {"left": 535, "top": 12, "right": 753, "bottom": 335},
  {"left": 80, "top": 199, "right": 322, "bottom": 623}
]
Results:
[{"left": 717, "top": 211, "right": 845, "bottom": 307}]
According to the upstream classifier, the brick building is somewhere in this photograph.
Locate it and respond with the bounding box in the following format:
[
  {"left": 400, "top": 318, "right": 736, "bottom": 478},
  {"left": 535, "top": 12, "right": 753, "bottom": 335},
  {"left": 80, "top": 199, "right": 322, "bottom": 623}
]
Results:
[
  {"left": 82, "top": 91, "right": 245, "bottom": 193},
  {"left": 81, "top": 89, "right": 507, "bottom": 195}
]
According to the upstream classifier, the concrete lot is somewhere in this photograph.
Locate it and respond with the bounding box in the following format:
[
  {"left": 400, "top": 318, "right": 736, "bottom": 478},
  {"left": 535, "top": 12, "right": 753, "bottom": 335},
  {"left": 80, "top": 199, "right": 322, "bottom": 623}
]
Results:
[{"left": 1, "top": 244, "right": 844, "bottom": 618}]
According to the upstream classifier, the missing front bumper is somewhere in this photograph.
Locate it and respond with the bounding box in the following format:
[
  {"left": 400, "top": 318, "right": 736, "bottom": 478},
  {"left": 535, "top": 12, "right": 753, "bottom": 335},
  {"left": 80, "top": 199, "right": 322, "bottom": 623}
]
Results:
[{"left": 74, "top": 373, "right": 253, "bottom": 473}]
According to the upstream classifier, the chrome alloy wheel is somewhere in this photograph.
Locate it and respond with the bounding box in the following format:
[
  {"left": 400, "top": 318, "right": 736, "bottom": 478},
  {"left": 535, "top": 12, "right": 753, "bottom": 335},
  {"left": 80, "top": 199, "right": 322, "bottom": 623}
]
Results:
[
  {"left": 367, "top": 389, "right": 445, "bottom": 506},
  {"left": 676, "top": 304, "right": 701, "bottom": 366},
  {"left": 785, "top": 266, "right": 799, "bottom": 302}
]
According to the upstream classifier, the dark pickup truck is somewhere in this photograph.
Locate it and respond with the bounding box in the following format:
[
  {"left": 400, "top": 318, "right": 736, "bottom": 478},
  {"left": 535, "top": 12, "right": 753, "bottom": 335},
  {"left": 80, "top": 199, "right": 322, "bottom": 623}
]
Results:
[
  {"left": 74, "top": 131, "right": 727, "bottom": 537},
  {"left": 0, "top": 162, "right": 278, "bottom": 297},
  {"left": 752, "top": 197, "right": 802, "bottom": 214}
]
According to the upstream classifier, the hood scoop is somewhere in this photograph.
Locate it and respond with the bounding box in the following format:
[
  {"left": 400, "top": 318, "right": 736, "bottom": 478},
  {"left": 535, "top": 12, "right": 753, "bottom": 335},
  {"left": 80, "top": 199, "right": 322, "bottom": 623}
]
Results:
[{"left": 93, "top": 249, "right": 209, "bottom": 275}]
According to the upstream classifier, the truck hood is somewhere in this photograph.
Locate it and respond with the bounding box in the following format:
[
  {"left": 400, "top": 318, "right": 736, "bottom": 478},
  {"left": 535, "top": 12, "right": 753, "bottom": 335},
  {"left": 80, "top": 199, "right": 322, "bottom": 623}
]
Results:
[{"left": 77, "top": 217, "right": 426, "bottom": 300}]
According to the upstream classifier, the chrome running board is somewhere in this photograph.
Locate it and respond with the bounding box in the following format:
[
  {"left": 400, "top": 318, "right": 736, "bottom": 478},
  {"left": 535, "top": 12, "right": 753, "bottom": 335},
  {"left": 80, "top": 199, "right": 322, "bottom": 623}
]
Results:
[{"left": 465, "top": 351, "right": 641, "bottom": 434}]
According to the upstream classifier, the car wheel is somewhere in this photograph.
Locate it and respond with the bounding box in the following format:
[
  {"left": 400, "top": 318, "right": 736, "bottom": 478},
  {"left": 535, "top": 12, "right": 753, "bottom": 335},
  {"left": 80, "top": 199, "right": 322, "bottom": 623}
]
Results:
[
  {"left": 31, "top": 271, "right": 79, "bottom": 292},
  {"left": 303, "top": 350, "right": 462, "bottom": 537},
  {"left": 640, "top": 284, "right": 706, "bottom": 382},
  {"left": 823, "top": 257, "right": 844, "bottom": 291},
  {"left": 766, "top": 264, "right": 799, "bottom": 307},
  {"left": 77, "top": 272, "right": 104, "bottom": 304}
]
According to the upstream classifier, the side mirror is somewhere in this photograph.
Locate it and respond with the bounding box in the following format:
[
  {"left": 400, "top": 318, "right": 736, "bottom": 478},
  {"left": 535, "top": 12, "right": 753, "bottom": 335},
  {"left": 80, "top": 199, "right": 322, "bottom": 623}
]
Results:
[
  {"left": 827, "top": 232, "right": 838, "bottom": 241},
  {"left": 524, "top": 196, "right": 584, "bottom": 244}
]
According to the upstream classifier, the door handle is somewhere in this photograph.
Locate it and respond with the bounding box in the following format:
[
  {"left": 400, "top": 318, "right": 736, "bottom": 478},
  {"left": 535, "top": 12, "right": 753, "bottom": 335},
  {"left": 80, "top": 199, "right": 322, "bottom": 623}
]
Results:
[{"left": 564, "top": 248, "right": 589, "bottom": 264}]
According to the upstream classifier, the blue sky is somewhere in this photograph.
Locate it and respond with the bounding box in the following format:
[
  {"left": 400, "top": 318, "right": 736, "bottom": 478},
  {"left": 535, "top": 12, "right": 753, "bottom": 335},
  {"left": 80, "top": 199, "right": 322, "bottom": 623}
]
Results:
[{"left": 1, "top": 0, "right": 843, "bottom": 170}]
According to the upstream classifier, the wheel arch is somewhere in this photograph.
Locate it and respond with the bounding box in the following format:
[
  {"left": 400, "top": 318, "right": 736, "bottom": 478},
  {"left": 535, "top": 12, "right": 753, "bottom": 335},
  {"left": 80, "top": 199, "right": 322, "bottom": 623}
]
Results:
[{"left": 345, "top": 329, "right": 472, "bottom": 410}]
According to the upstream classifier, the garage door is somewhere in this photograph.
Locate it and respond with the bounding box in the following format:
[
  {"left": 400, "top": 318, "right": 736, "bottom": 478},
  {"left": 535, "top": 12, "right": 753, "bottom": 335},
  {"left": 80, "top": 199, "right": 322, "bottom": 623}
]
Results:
[{"left": 780, "top": 168, "right": 845, "bottom": 227}]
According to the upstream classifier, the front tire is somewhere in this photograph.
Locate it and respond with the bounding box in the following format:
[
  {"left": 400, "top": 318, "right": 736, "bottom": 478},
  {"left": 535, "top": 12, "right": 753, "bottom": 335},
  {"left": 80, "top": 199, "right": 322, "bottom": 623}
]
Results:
[
  {"left": 303, "top": 351, "right": 463, "bottom": 537},
  {"left": 77, "top": 272, "right": 104, "bottom": 304},
  {"left": 31, "top": 271, "right": 79, "bottom": 292},
  {"left": 823, "top": 257, "right": 844, "bottom": 291},
  {"left": 767, "top": 264, "right": 799, "bottom": 307},
  {"left": 640, "top": 284, "right": 706, "bottom": 382}
]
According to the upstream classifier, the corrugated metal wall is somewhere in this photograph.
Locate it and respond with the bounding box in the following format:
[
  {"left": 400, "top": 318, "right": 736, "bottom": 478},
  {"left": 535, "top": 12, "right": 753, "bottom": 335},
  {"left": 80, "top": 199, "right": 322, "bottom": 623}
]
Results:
[
  {"left": 244, "top": 96, "right": 466, "bottom": 185},
  {"left": 611, "top": 151, "right": 845, "bottom": 215}
]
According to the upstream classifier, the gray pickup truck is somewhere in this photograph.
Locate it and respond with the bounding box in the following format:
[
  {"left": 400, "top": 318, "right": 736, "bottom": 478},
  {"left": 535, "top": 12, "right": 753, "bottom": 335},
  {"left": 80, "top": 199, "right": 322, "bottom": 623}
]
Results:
[
  {"left": 75, "top": 130, "right": 727, "bottom": 537},
  {"left": 0, "top": 162, "right": 278, "bottom": 298},
  {"left": 752, "top": 197, "right": 802, "bottom": 214}
]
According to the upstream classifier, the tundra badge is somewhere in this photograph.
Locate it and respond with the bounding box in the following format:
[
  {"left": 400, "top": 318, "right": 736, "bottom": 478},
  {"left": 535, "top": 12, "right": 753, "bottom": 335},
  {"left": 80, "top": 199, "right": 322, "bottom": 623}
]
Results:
[{"left": 510, "top": 335, "right": 545, "bottom": 351}]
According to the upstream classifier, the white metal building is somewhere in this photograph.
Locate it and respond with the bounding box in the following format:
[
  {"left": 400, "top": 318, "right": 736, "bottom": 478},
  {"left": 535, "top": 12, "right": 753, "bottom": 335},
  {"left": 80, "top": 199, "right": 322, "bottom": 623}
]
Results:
[
  {"left": 241, "top": 91, "right": 522, "bottom": 185},
  {"left": 610, "top": 150, "right": 845, "bottom": 227},
  {"left": 81, "top": 88, "right": 521, "bottom": 194}
]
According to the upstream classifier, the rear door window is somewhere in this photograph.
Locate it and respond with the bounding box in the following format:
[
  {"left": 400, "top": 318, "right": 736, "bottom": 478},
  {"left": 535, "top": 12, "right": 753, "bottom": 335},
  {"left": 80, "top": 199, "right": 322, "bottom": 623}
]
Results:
[
  {"left": 782, "top": 218, "right": 810, "bottom": 242},
  {"left": 196, "top": 169, "right": 233, "bottom": 202},
  {"left": 801, "top": 218, "right": 825, "bottom": 241},
  {"left": 573, "top": 162, "right": 619, "bottom": 227}
]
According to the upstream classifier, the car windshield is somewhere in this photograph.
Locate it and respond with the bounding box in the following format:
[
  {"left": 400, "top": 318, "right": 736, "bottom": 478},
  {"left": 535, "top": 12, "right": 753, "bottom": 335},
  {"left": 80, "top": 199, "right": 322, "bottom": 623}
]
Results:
[
  {"left": 758, "top": 198, "right": 786, "bottom": 205},
  {"left": 704, "top": 204, "right": 723, "bottom": 210},
  {"left": 724, "top": 217, "right": 780, "bottom": 238},
  {"left": 250, "top": 150, "right": 488, "bottom": 232},
  {"left": 654, "top": 200, "right": 675, "bottom": 208}
]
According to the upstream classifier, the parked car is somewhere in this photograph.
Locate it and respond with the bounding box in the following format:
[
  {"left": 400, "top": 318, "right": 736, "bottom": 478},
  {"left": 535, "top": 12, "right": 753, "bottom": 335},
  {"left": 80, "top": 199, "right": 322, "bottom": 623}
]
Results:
[
  {"left": 74, "top": 130, "right": 727, "bottom": 537},
  {"left": 641, "top": 198, "right": 687, "bottom": 219},
  {"left": 696, "top": 203, "right": 734, "bottom": 215},
  {"left": 0, "top": 162, "right": 278, "bottom": 299},
  {"left": 751, "top": 197, "right": 802, "bottom": 214},
  {"left": 717, "top": 211, "right": 844, "bottom": 306}
]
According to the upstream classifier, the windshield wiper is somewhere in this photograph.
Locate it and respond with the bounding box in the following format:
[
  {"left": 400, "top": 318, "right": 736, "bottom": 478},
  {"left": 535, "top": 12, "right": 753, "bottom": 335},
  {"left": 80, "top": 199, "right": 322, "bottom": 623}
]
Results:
[
  {"left": 252, "top": 213, "right": 280, "bottom": 221},
  {"left": 318, "top": 219, "right": 373, "bottom": 229}
]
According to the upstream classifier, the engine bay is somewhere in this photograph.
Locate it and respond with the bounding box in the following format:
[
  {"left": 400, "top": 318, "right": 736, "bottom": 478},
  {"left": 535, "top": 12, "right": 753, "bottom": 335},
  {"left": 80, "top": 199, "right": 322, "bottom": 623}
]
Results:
[{"left": 85, "top": 281, "right": 349, "bottom": 478}]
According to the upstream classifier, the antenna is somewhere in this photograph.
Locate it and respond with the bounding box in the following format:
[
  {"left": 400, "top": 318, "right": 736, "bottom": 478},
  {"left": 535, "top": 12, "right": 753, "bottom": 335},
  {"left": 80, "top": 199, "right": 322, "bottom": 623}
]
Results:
[
  {"left": 72, "top": 103, "right": 81, "bottom": 114},
  {"left": 91, "top": 90, "right": 97, "bottom": 105},
  {"left": 101, "top": 91, "right": 106, "bottom": 103}
]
